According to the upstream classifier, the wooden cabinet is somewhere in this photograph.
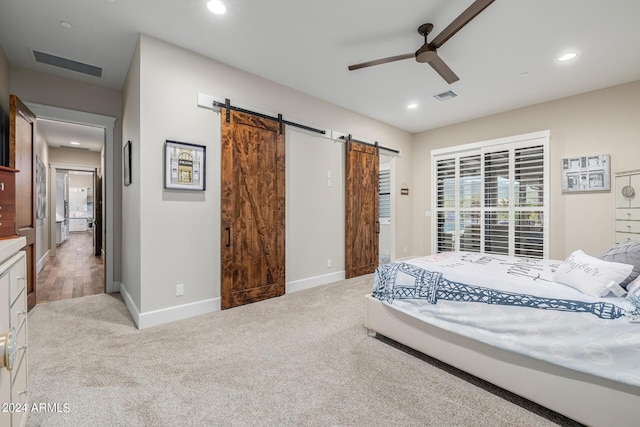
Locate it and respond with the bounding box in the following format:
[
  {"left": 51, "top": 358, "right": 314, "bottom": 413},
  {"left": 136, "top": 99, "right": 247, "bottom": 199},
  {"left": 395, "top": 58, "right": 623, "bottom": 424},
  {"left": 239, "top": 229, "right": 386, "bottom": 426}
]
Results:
[
  {"left": 0, "top": 167, "right": 18, "bottom": 239},
  {"left": 614, "top": 170, "right": 640, "bottom": 243},
  {"left": 0, "top": 238, "right": 28, "bottom": 427}
]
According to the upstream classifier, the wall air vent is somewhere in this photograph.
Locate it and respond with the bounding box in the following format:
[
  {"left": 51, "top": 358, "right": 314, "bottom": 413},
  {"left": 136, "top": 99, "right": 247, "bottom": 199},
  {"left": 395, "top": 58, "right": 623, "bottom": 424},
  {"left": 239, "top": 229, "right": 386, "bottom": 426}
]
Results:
[
  {"left": 433, "top": 90, "right": 458, "bottom": 101},
  {"left": 33, "top": 50, "right": 102, "bottom": 78}
]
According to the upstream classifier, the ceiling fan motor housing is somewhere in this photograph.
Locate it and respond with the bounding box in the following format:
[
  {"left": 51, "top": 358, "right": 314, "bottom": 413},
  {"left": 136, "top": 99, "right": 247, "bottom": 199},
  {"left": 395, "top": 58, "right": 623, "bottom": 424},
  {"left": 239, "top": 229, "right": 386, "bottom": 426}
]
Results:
[{"left": 416, "top": 44, "right": 437, "bottom": 63}]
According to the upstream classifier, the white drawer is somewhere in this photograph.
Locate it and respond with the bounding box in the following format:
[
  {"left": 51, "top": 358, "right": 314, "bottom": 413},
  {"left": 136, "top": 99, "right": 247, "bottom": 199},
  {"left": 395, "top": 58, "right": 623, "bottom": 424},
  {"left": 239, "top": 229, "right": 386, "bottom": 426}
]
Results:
[
  {"left": 615, "top": 232, "right": 640, "bottom": 243},
  {"left": 11, "top": 351, "right": 27, "bottom": 399},
  {"left": 10, "top": 288, "right": 27, "bottom": 329},
  {"left": 9, "top": 253, "right": 26, "bottom": 304},
  {"left": 11, "top": 352, "right": 28, "bottom": 427},
  {"left": 616, "top": 209, "right": 640, "bottom": 221},
  {"left": 11, "top": 323, "right": 27, "bottom": 384},
  {"left": 615, "top": 220, "right": 640, "bottom": 233}
]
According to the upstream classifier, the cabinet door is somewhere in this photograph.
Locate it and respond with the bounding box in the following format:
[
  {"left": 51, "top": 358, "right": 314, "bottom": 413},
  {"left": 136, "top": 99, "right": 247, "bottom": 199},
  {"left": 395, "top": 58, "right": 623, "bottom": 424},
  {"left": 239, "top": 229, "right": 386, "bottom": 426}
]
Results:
[
  {"left": 630, "top": 174, "right": 640, "bottom": 208},
  {"left": 616, "top": 175, "right": 631, "bottom": 208}
]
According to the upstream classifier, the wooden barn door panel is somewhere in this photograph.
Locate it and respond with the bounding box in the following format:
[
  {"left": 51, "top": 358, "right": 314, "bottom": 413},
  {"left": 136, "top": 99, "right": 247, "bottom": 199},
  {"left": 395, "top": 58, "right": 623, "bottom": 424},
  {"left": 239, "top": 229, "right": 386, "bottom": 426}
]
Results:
[
  {"left": 345, "top": 139, "right": 379, "bottom": 278},
  {"left": 9, "top": 95, "right": 37, "bottom": 308},
  {"left": 221, "top": 109, "right": 285, "bottom": 309}
]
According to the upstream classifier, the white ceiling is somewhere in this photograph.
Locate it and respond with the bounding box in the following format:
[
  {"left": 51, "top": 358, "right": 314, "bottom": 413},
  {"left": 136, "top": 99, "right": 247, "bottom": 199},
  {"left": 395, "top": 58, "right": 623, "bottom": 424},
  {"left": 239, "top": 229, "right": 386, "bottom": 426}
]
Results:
[
  {"left": 1, "top": 0, "right": 640, "bottom": 141},
  {"left": 37, "top": 119, "right": 104, "bottom": 152}
]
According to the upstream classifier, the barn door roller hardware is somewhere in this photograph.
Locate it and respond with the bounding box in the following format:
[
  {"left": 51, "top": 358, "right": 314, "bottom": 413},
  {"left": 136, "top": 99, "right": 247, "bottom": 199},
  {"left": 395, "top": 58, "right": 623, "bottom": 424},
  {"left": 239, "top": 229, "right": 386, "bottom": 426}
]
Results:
[
  {"left": 340, "top": 134, "right": 399, "bottom": 155},
  {"left": 214, "top": 98, "right": 326, "bottom": 135}
]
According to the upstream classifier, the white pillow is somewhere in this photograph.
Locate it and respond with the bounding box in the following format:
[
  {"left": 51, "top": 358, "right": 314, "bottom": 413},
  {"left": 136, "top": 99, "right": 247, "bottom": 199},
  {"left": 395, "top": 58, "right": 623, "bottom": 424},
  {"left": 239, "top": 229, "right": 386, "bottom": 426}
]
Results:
[{"left": 553, "top": 250, "right": 633, "bottom": 297}]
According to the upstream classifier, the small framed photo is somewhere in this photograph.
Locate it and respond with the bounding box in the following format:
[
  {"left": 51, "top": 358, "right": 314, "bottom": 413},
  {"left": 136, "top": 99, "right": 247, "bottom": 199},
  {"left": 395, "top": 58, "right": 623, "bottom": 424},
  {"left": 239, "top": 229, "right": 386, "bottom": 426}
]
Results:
[
  {"left": 123, "top": 140, "right": 132, "bottom": 186},
  {"left": 164, "top": 140, "right": 206, "bottom": 191}
]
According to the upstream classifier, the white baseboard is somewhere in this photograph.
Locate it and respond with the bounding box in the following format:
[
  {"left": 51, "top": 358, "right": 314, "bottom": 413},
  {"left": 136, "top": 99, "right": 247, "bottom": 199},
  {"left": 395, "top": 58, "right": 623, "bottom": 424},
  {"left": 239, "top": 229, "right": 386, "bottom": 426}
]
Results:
[
  {"left": 37, "top": 249, "right": 50, "bottom": 274},
  {"left": 118, "top": 271, "right": 344, "bottom": 329},
  {"left": 120, "top": 285, "right": 220, "bottom": 329},
  {"left": 286, "top": 271, "right": 345, "bottom": 293}
]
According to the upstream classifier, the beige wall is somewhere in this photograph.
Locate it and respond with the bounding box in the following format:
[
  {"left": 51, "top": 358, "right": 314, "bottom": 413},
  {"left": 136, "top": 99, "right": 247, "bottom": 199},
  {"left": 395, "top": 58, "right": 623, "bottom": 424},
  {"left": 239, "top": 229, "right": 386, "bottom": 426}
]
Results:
[
  {"left": 412, "top": 80, "right": 640, "bottom": 260},
  {"left": 123, "top": 34, "right": 413, "bottom": 326},
  {"left": 48, "top": 147, "right": 101, "bottom": 167},
  {"left": 34, "top": 125, "right": 49, "bottom": 272}
]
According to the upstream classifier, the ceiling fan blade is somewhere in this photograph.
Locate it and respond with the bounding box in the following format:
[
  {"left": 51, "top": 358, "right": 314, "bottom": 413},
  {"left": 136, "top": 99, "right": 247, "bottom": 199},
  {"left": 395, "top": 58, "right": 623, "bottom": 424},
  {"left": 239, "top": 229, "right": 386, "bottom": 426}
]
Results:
[
  {"left": 348, "top": 53, "right": 414, "bottom": 71},
  {"left": 427, "top": 55, "right": 459, "bottom": 84},
  {"left": 430, "top": 0, "right": 495, "bottom": 48}
]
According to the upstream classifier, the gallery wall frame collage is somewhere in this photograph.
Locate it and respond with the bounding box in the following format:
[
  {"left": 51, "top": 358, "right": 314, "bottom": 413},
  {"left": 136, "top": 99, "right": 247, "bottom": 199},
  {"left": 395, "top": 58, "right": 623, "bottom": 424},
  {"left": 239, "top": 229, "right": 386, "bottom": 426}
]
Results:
[{"left": 561, "top": 153, "right": 610, "bottom": 193}]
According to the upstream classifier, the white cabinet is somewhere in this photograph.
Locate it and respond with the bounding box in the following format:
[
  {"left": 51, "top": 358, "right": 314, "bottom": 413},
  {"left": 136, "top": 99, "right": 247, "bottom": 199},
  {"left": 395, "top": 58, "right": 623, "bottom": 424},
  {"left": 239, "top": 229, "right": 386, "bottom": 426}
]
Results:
[
  {"left": 69, "top": 218, "right": 88, "bottom": 232},
  {"left": 0, "top": 239, "right": 28, "bottom": 427},
  {"left": 614, "top": 170, "right": 640, "bottom": 243},
  {"left": 55, "top": 220, "right": 69, "bottom": 245}
]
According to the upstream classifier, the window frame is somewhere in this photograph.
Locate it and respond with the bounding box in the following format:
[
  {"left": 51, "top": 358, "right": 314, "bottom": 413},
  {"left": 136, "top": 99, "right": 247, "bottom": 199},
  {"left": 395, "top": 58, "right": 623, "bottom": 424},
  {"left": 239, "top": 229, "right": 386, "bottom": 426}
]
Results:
[
  {"left": 379, "top": 163, "right": 391, "bottom": 225},
  {"left": 430, "top": 130, "right": 550, "bottom": 258}
]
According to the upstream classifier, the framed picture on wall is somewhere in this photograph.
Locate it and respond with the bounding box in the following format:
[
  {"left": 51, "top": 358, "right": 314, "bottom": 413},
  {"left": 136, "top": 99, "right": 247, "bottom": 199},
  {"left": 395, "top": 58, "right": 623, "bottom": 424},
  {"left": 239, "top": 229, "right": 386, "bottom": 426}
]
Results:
[
  {"left": 561, "top": 153, "right": 610, "bottom": 192},
  {"left": 36, "top": 155, "right": 47, "bottom": 218},
  {"left": 123, "top": 140, "right": 132, "bottom": 186},
  {"left": 164, "top": 140, "right": 206, "bottom": 191}
]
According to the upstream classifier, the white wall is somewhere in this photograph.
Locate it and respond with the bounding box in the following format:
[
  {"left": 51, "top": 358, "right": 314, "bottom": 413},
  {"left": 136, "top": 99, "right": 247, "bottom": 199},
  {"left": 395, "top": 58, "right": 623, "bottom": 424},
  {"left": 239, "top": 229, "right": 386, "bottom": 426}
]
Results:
[
  {"left": 412, "top": 80, "right": 640, "bottom": 260},
  {"left": 121, "top": 38, "right": 142, "bottom": 309},
  {"left": 11, "top": 66, "right": 123, "bottom": 287},
  {"left": 122, "top": 34, "right": 413, "bottom": 327},
  {"left": 286, "top": 130, "right": 344, "bottom": 290}
]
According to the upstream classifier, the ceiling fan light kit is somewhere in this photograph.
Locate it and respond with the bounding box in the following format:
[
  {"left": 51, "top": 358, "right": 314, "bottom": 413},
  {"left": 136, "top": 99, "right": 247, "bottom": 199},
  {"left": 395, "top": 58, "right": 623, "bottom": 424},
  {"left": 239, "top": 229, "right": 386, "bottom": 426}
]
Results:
[{"left": 347, "top": 0, "right": 495, "bottom": 84}]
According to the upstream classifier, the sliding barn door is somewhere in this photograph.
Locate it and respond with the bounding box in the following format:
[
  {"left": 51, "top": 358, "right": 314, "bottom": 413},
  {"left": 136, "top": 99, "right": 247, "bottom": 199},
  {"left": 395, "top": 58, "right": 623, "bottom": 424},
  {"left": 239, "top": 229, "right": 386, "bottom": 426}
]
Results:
[
  {"left": 221, "top": 109, "right": 285, "bottom": 309},
  {"left": 9, "top": 95, "right": 37, "bottom": 309},
  {"left": 345, "top": 139, "right": 379, "bottom": 278}
]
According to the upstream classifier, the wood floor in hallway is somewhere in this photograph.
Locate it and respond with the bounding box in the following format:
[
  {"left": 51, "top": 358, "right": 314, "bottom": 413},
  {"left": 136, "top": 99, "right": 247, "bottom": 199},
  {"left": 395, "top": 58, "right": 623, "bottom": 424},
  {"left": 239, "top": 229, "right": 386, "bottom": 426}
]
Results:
[{"left": 36, "top": 231, "right": 105, "bottom": 304}]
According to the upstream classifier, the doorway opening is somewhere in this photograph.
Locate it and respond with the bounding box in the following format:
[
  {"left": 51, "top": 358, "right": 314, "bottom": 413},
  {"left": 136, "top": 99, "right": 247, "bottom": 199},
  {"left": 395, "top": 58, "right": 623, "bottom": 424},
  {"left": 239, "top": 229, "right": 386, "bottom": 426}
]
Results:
[
  {"left": 37, "top": 168, "right": 104, "bottom": 303},
  {"left": 25, "top": 102, "right": 117, "bottom": 304}
]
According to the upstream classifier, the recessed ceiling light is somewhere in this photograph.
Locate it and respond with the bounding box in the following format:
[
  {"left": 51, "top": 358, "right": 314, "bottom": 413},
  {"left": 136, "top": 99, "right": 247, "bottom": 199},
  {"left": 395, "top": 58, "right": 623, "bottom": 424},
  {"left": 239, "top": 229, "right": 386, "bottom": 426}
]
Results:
[
  {"left": 558, "top": 52, "right": 577, "bottom": 62},
  {"left": 70, "top": 141, "right": 80, "bottom": 145},
  {"left": 407, "top": 103, "right": 418, "bottom": 109},
  {"left": 60, "top": 21, "right": 73, "bottom": 29},
  {"left": 207, "top": 0, "right": 226, "bottom": 14}
]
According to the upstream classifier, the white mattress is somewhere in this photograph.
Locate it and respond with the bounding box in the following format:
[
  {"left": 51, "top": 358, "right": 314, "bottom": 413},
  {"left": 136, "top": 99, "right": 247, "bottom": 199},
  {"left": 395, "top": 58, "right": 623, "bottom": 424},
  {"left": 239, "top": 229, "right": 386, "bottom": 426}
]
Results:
[{"left": 373, "top": 251, "right": 640, "bottom": 386}]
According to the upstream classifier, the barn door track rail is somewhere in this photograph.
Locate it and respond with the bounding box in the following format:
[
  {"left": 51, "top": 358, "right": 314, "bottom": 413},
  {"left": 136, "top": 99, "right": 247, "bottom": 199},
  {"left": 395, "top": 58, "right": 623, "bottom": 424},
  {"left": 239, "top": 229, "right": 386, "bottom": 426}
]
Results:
[
  {"left": 213, "top": 98, "right": 326, "bottom": 136},
  {"left": 341, "top": 134, "right": 400, "bottom": 155}
]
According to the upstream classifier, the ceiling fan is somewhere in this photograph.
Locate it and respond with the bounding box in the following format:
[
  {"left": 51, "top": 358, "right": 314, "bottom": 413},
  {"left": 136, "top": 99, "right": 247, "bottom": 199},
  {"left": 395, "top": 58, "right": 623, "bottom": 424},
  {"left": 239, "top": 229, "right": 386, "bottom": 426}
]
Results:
[{"left": 347, "top": 0, "right": 495, "bottom": 84}]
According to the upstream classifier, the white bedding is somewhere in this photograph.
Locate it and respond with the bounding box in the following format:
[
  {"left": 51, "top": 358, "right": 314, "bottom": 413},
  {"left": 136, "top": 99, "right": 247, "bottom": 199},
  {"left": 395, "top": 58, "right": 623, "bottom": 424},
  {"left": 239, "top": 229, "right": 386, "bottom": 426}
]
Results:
[{"left": 373, "top": 251, "right": 640, "bottom": 386}]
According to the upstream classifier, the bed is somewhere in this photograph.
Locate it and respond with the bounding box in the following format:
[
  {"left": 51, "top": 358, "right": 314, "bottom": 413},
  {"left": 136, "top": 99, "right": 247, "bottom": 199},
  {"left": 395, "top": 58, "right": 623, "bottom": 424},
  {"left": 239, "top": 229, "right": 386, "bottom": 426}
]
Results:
[{"left": 365, "top": 250, "right": 640, "bottom": 427}]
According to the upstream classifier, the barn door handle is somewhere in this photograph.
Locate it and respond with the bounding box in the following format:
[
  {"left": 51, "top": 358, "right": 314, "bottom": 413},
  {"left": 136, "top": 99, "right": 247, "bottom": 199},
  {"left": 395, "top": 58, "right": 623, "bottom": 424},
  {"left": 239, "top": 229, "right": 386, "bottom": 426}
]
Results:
[
  {"left": 225, "top": 226, "right": 231, "bottom": 247},
  {"left": 376, "top": 221, "right": 380, "bottom": 234}
]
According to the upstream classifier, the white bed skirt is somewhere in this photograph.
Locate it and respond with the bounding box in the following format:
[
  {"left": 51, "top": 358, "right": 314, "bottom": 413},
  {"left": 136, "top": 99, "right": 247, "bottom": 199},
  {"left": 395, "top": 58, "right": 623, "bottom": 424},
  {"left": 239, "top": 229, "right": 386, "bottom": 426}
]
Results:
[{"left": 365, "top": 294, "right": 640, "bottom": 427}]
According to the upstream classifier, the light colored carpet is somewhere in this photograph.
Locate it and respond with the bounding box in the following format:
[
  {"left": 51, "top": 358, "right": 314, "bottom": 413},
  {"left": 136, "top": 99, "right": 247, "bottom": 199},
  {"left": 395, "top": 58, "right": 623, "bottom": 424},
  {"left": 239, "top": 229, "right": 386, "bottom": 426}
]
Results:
[{"left": 26, "top": 275, "right": 579, "bottom": 426}]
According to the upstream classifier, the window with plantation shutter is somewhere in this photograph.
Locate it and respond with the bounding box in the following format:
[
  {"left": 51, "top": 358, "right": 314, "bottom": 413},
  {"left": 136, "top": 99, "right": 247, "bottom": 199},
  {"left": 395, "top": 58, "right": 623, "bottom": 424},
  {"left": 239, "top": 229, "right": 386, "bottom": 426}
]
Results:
[
  {"left": 379, "top": 165, "right": 391, "bottom": 224},
  {"left": 431, "top": 131, "right": 549, "bottom": 258}
]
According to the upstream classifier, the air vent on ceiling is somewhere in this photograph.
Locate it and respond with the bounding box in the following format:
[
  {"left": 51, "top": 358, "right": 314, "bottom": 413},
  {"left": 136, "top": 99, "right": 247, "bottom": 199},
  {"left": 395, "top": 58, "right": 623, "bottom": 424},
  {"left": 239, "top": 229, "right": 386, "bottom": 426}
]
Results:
[
  {"left": 33, "top": 50, "right": 102, "bottom": 78},
  {"left": 433, "top": 90, "right": 458, "bottom": 101}
]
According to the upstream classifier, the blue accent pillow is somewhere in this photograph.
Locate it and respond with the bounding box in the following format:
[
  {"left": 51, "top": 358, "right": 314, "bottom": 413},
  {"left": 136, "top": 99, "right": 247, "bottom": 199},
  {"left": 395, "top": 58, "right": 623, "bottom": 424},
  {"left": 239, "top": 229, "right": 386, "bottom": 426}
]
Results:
[
  {"left": 599, "top": 240, "right": 640, "bottom": 288},
  {"left": 626, "top": 280, "right": 640, "bottom": 310}
]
